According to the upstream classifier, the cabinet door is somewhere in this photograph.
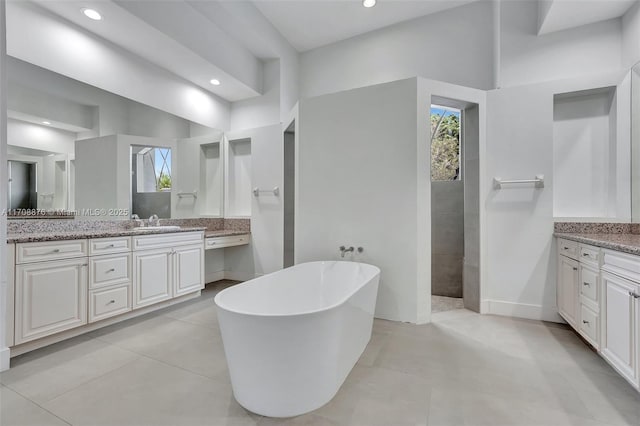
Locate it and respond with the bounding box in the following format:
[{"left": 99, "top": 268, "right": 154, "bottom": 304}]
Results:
[
  {"left": 601, "top": 273, "right": 638, "bottom": 386},
  {"left": 15, "top": 257, "right": 88, "bottom": 344},
  {"left": 173, "top": 244, "right": 204, "bottom": 297},
  {"left": 133, "top": 248, "right": 172, "bottom": 309},
  {"left": 557, "top": 255, "right": 579, "bottom": 327}
]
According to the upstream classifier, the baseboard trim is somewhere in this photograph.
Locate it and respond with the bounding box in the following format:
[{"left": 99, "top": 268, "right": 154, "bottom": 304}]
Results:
[
  {"left": 485, "top": 300, "right": 565, "bottom": 323},
  {"left": 0, "top": 347, "right": 10, "bottom": 372},
  {"left": 205, "top": 270, "right": 225, "bottom": 284},
  {"left": 223, "top": 271, "right": 260, "bottom": 282}
]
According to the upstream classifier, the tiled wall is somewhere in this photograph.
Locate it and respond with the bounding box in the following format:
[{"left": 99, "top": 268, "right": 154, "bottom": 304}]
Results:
[{"left": 431, "top": 180, "right": 464, "bottom": 297}]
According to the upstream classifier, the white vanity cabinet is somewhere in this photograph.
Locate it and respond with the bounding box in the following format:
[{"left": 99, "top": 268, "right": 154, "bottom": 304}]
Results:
[
  {"left": 14, "top": 241, "right": 89, "bottom": 345},
  {"left": 88, "top": 237, "right": 132, "bottom": 323},
  {"left": 557, "top": 238, "right": 640, "bottom": 390},
  {"left": 133, "top": 248, "right": 173, "bottom": 308},
  {"left": 557, "top": 238, "right": 602, "bottom": 349},
  {"left": 133, "top": 232, "right": 204, "bottom": 308},
  {"left": 557, "top": 252, "right": 579, "bottom": 327},
  {"left": 7, "top": 231, "right": 205, "bottom": 355},
  {"left": 600, "top": 250, "right": 640, "bottom": 388}
]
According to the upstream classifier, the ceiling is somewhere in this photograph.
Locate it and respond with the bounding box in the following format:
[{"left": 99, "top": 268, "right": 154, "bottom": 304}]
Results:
[
  {"left": 254, "top": 0, "right": 478, "bottom": 52},
  {"left": 538, "top": 0, "right": 636, "bottom": 35},
  {"left": 7, "top": 0, "right": 638, "bottom": 109}
]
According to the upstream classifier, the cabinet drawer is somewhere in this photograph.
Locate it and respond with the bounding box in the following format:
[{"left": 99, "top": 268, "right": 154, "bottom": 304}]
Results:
[
  {"left": 133, "top": 232, "right": 204, "bottom": 250},
  {"left": 205, "top": 234, "right": 250, "bottom": 250},
  {"left": 17, "top": 239, "right": 88, "bottom": 264},
  {"left": 579, "top": 245, "right": 600, "bottom": 266},
  {"left": 89, "top": 285, "right": 131, "bottom": 323},
  {"left": 89, "top": 254, "right": 131, "bottom": 289},
  {"left": 580, "top": 265, "right": 599, "bottom": 306},
  {"left": 558, "top": 238, "right": 579, "bottom": 260},
  {"left": 89, "top": 237, "right": 131, "bottom": 256},
  {"left": 602, "top": 249, "right": 640, "bottom": 283},
  {"left": 579, "top": 304, "right": 599, "bottom": 349}
]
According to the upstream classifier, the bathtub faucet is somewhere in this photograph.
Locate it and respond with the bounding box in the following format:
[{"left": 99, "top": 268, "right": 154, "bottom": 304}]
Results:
[{"left": 339, "top": 246, "right": 354, "bottom": 258}]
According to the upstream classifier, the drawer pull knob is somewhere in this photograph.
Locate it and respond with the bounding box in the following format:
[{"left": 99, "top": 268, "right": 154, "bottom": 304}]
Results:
[
  {"left": 107, "top": 244, "right": 115, "bottom": 248},
  {"left": 52, "top": 249, "right": 60, "bottom": 253},
  {"left": 107, "top": 300, "right": 116, "bottom": 304},
  {"left": 107, "top": 268, "right": 115, "bottom": 273},
  {"left": 583, "top": 282, "right": 590, "bottom": 287},
  {"left": 583, "top": 253, "right": 590, "bottom": 257},
  {"left": 582, "top": 320, "right": 589, "bottom": 325},
  {"left": 572, "top": 267, "right": 578, "bottom": 271},
  {"left": 564, "top": 247, "right": 569, "bottom": 250}
]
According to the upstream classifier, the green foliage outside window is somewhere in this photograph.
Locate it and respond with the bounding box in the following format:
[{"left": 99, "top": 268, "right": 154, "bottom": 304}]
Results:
[
  {"left": 157, "top": 172, "right": 172, "bottom": 191},
  {"left": 431, "top": 111, "right": 461, "bottom": 181}
]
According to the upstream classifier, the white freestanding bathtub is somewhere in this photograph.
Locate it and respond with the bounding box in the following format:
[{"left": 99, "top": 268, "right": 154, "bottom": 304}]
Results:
[{"left": 214, "top": 261, "right": 380, "bottom": 418}]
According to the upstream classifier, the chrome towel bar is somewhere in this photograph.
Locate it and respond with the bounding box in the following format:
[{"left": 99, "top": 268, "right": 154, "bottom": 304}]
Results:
[{"left": 493, "top": 175, "right": 544, "bottom": 189}]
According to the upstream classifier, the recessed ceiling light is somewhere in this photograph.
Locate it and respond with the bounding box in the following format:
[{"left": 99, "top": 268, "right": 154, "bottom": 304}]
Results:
[
  {"left": 210, "top": 79, "right": 221, "bottom": 86},
  {"left": 362, "top": 0, "right": 376, "bottom": 8},
  {"left": 42, "top": 121, "right": 51, "bottom": 125},
  {"left": 82, "top": 8, "right": 102, "bottom": 21}
]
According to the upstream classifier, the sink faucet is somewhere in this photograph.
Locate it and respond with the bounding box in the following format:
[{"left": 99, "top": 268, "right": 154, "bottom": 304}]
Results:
[
  {"left": 339, "top": 246, "right": 354, "bottom": 258},
  {"left": 132, "top": 214, "right": 144, "bottom": 228},
  {"left": 149, "top": 214, "right": 159, "bottom": 227}
]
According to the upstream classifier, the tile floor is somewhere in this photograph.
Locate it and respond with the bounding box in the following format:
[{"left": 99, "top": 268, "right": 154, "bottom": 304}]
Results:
[
  {"left": 2, "top": 280, "right": 639, "bottom": 426},
  {"left": 431, "top": 295, "right": 465, "bottom": 313}
]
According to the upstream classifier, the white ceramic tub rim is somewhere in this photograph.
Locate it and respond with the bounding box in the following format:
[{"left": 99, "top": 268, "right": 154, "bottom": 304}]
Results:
[{"left": 214, "top": 261, "right": 380, "bottom": 318}]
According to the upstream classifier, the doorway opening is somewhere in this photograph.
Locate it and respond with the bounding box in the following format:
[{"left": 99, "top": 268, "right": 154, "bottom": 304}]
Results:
[
  {"left": 7, "top": 160, "right": 37, "bottom": 210},
  {"left": 430, "top": 97, "right": 480, "bottom": 314},
  {"left": 283, "top": 120, "right": 296, "bottom": 268}
]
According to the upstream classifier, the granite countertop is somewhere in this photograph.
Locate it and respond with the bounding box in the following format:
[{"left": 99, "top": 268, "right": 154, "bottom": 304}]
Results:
[
  {"left": 554, "top": 232, "right": 640, "bottom": 256},
  {"left": 7, "top": 226, "right": 208, "bottom": 244}
]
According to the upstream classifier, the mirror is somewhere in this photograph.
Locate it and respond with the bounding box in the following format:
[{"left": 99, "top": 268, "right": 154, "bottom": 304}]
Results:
[
  {"left": 7, "top": 57, "right": 223, "bottom": 220},
  {"left": 632, "top": 62, "right": 640, "bottom": 222}
]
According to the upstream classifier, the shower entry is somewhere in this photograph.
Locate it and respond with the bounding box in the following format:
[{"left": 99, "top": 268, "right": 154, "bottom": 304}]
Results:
[{"left": 430, "top": 97, "right": 480, "bottom": 313}]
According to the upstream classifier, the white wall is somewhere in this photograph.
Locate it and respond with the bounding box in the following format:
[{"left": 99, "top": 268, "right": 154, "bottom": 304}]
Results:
[
  {"left": 485, "top": 70, "right": 629, "bottom": 322},
  {"left": 224, "top": 124, "right": 284, "bottom": 280},
  {"left": 8, "top": 82, "right": 93, "bottom": 131},
  {"left": 500, "top": 0, "right": 623, "bottom": 88},
  {"left": 7, "top": 1, "right": 230, "bottom": 131},
  {"left": 230, "top": 59, "right": 280, "bottom": 131},
  {"left": 622, "top": 1, "right": 640, "bottom": 68},
  {"left": 0, "top": 0, "right": 8, "bottom": 372},
  {"left": 553, "top": 88, "right": 623, "bottom": 219},
  {"left": 9, "top": 58, "right": 209, "bottom": 140},
  {"left": 7, "top": 119, "right": 75, "bottom": 154},
  {"left": 299, "top": 1, "right": 494, "bottom": 99},
  {"left": 297, "top": 79, "right": 419, "bottom": 322}
]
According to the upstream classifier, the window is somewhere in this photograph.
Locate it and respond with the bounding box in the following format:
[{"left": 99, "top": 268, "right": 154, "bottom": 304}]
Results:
[
  {"left": 431, "top": 105, "right": 461, "bottom": 181},
  {"left": 132, "top": 146, "right": 172, "bottom": 193}
]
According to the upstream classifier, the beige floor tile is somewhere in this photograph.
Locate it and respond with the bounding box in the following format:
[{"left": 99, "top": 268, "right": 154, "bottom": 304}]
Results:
[
  {"left": 162, "top": 297, "right": 220, "bottom": 329},
  {"left": 1, "top": 385, "right": 70, "bottom": 426},
  {"left": 0, "top": 337, "right": 139, "bottom": 404},
  {"left": 258, "top": 414, "right": 345, "bottom": 425},
  {"left": 91, "top": 313, "right": 228, "bottom": 379},
  {"left": 42, "top": 357, "right": 258, "bottom": 426},
  {"left": 3, "top": 293, "right": 639, "bottom": 426}
]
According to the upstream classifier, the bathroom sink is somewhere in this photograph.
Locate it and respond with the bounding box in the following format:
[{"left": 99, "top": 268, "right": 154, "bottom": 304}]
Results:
[{"left": 133, "top": 225, "right": 181, "bottom": 232}]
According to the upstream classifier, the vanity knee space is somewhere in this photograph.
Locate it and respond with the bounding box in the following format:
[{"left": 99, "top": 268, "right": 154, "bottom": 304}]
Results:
[{"left": 556, "top": 237, "right": 640, "bottom": 390}]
